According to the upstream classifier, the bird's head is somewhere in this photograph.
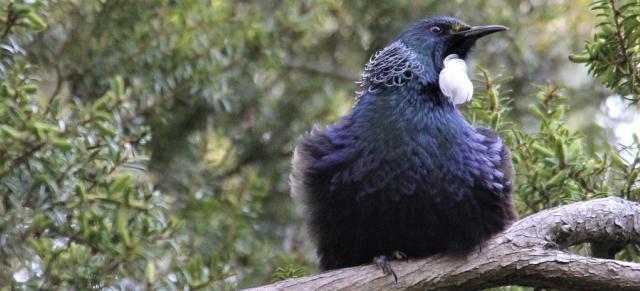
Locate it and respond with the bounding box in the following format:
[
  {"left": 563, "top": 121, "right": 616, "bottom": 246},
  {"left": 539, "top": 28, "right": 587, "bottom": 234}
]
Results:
[{"left": 396, "top": 16, "right": 507, "bottom": 72}]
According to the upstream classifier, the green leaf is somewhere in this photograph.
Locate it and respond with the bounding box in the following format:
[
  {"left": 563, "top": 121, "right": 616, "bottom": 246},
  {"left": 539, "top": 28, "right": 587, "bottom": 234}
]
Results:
[
  {"left": 568, "top": 53, "right": 590, "bottom": 63},
  {"left": 145, "top": 262, "right": 156, "bottom": 284},
  {"left": 629, "top": 169, "right": 639, "bottom": 186},
  {"left": 610, "top": 150, "right": 628, "bottom": 170},
  {"left": 51, "top": 138, "right": 73, "bottom": 151},
  {"left": 24, "top": 11, "right": 47, "bottom": 31},
  {"left": 546, "top": 171, "right": 566, "bottom": 186},
  {"left": 76, "top": 183, "right": 87, "bottom": 201},
  {"left": 110, "top": 175, "right": 132, "bottom": 194},
  {"left": 23, "top": 84, "right": 38, "bottom": 94},
  {"left": 92, "top": 93, "right": 113, "bottom": 111},
  {"left": 528, "top": 104, "right": 545, "bottom": 120},
  {"left": 96, "top": 122, "right": 118, "bottom": 137},
  {"left": 532, "top": 143, "right": 555, "bottom": 158},
  {"left": 1, "top": 83, "right": 15, "bottom": 96},
  {"left": 112, "top": 76, "right": 125, "bottom": 97},
  {"left": 117, "top": 208, "right": 131, "bottom": 246},
  {"left": 0, "top": 125, "right": 23, "bottom": 139},
  {"left": 490, "top": 112, "right": 500, "bottom": 129},
  {"left": 13, "top": 5, "right": 32, "bottom": 15}
]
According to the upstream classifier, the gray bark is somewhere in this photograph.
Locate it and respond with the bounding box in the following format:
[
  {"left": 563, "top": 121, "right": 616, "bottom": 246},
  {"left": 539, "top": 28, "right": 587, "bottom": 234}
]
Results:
[{"left": 247, "top": 197, "right": 640, "bottom": 290}]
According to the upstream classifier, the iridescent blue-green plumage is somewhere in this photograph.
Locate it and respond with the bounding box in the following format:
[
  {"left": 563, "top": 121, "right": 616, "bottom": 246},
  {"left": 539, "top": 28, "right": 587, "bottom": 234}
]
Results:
[{"left": 291, "top": 16, "right": 516, "bottom": 270}]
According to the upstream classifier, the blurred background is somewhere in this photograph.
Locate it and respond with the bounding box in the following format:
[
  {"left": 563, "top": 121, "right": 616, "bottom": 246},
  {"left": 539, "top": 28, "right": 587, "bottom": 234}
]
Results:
[{"left": 0, "top": 0, "right": 638, "bottom": 289}]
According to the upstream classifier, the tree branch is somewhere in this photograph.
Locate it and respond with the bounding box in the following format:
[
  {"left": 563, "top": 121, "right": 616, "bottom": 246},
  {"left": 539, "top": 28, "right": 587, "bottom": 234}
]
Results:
[
  {"left": 247, "top": 197, "right": 640, "bottom": 290},
  {"left": 1, "top": 3, "right": 18, "bottom": 40}
]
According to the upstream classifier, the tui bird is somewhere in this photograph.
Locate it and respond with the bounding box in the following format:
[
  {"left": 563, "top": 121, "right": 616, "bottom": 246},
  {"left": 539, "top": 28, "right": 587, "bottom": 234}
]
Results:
[{"left": 290, "top": 16, "right": 517, "bottom": 281}]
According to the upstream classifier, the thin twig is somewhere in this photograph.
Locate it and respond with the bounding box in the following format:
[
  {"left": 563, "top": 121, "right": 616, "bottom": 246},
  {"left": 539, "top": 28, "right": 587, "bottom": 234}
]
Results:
[
  {"left": 0, "top": 4, "right": 17, "bottom": 40},
  {"left": 609, "top": 0, "right": 639, "bottom": 94}
]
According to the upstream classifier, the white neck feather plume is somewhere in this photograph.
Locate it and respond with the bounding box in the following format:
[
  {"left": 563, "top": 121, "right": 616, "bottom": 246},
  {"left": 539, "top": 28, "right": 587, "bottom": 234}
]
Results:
[{"left": 438, "top": 54, "right": 473, "bottom": 105}]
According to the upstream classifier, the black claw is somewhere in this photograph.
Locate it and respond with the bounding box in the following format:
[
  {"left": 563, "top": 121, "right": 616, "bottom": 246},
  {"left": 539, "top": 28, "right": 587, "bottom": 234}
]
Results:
[
  {"left": 373, "top": 255, "right": 398, "bottom": 283},
  {"left": 391, "top": 250, "right": 408, "bottom": 261}
]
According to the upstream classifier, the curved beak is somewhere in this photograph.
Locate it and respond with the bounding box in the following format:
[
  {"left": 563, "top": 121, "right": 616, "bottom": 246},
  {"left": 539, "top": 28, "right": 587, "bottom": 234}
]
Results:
[
  {"left": 455, "top": 24, "right": 508, "bottom": 39},
  {"left": 441, "top": 24, "right": 508, "bottom": 67}
]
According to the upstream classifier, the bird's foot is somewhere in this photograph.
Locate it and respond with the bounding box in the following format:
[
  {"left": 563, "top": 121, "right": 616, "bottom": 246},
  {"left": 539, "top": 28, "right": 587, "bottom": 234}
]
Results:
[
  {"left": 373, "top": 255, "right": 398, "bottom": 283},
  {"left": 373, "top": 250, "right": 408, "bottom": 283}
]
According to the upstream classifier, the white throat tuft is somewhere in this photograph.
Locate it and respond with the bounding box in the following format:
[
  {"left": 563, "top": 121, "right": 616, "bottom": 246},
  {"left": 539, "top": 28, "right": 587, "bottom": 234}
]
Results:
[{"left": 438, "top": 54, "right": 473, "bottom": 105}]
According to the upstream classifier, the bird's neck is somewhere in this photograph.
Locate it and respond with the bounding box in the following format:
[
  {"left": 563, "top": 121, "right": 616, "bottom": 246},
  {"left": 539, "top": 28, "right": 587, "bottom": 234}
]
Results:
[
  {"left": 350, "top": 83, "right": 468, "bottom": 149},
  {"left": 415, "top": 54, "right": 440, "bottom": 85}
]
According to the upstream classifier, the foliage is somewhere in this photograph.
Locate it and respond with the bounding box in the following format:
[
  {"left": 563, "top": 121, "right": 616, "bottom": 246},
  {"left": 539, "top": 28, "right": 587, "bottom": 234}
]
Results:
[
  {"left": 270, "top": 264, "right": 306, "bottom": 283},
  {"left": 0, "top": 2, "right": 220, "bottom": 289},
  {"left": 513, "top": 84, "right": 613, "bottom": 212},
  {"left": 470, "top": 72, "right": 637, "bottom": 216},
  {"left": 467, "top": 67, "right": 513, "bottom": 132},
  {"left": 570, "top": 0, "right": 640, "bottom": 102},
  {"left": 0, "top": 0, "right": 638, "bottom": 290}
]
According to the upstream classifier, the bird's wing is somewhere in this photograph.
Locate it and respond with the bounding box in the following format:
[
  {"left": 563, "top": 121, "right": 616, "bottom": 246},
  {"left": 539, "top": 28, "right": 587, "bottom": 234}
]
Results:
[
  {"left": 473, "top": 126, "right": 518, "bottom": 221},
  {"left": 290, "top": 121, "right": 360, "bottom": 208},
  {"left": 291, "top": 109, "right": 408, "bottom": 203}
]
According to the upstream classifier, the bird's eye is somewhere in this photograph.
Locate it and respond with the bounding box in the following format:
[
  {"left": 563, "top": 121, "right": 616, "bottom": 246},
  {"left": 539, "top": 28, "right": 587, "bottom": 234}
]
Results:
[{"left": 430, "top": 26, "right": 442, "bottom": 34}]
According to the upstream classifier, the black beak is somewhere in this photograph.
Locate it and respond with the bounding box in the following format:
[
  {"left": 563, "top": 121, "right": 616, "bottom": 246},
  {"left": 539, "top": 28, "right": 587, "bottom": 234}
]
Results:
[
  {"left": 455, "top": 24, "right": 508, "bottom": 39},
  {"left": 441, "top": 24, "right": 508, "bottom": 67}
]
